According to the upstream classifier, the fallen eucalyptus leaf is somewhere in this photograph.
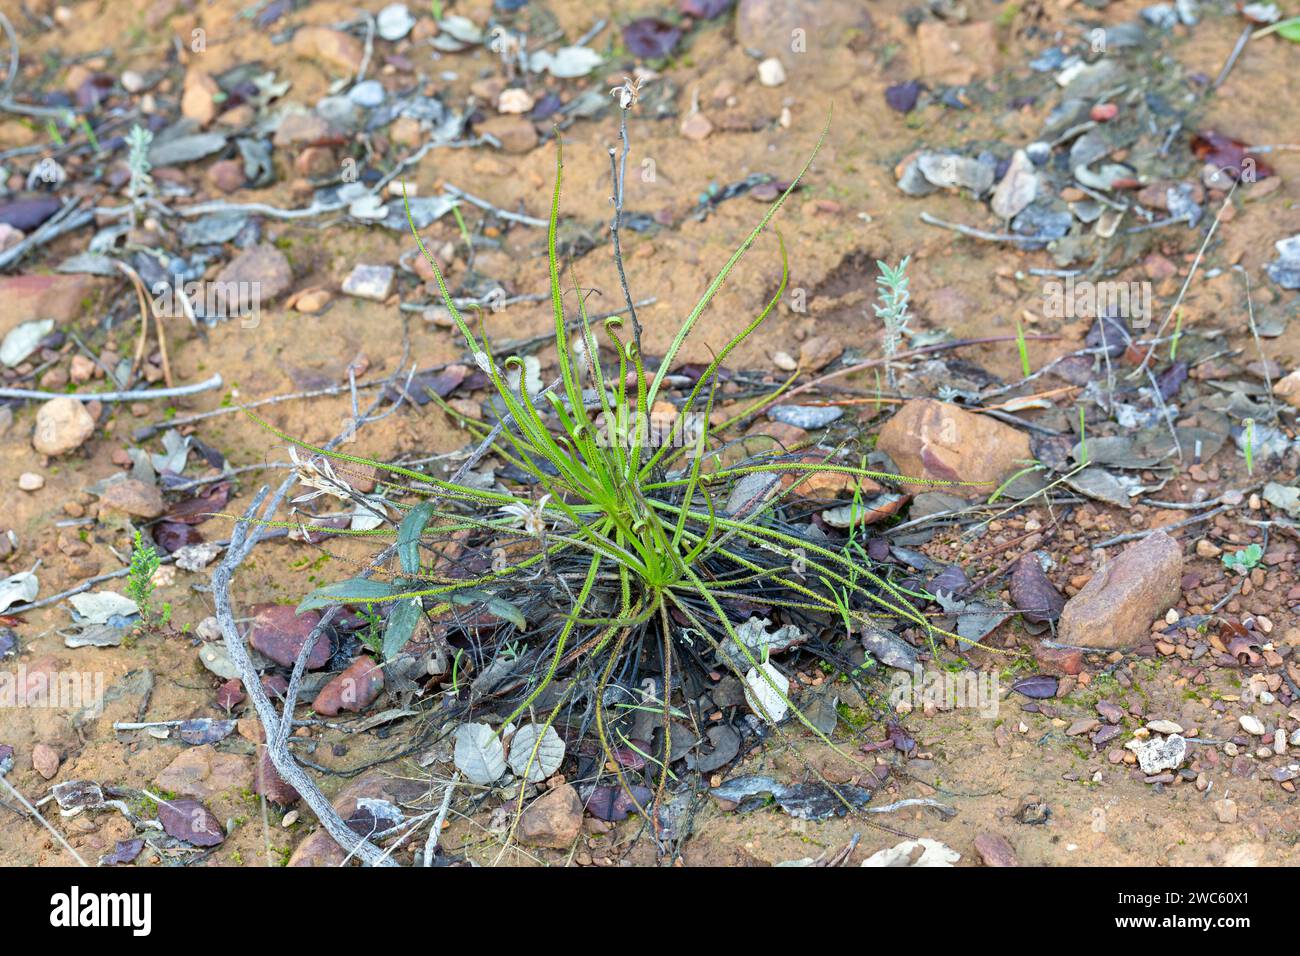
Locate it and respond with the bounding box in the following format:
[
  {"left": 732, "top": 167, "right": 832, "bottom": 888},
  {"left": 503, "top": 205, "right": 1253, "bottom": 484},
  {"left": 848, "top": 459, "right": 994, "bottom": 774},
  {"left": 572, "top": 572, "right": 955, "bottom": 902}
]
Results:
[
  {"left": 454, "top": 722, "right": 506, "bottom": 785},
  {"left": 506, "top": 723, "right": 565, "bottom": 782},
  {"left": 69, "top": 591, "right": 138, "bottom": 624},
  {"left": 0, "top": 570, "right": 38, "bottom": 613}
]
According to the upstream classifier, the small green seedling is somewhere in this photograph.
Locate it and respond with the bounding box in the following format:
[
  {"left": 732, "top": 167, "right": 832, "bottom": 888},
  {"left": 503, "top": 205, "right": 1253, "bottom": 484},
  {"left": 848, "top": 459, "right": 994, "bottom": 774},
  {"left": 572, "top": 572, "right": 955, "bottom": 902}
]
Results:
[
  {"left": 1015, "top": 319, "right": 1031, "bottom": 378},
  {"left": 1078, "top": 407, "right": 1088, "bottom": 465},
  {"left": 1169, "top": 308, "right": 1184, "bottom": 361},
  {"left": 1221, "top": 544, "right": 1263, "bottom": 576},
  {"left": 126, "top": 531, "right": 170, "bottom": 628},
  {"left": 1243, "top": 417, "right": 1255, "bottom": 476},
  {"left": 874, "top": 257, "right": 911, "bottom": 389},
  {"left": 78, "top": 116, "right": 100, "bottom": 153}
]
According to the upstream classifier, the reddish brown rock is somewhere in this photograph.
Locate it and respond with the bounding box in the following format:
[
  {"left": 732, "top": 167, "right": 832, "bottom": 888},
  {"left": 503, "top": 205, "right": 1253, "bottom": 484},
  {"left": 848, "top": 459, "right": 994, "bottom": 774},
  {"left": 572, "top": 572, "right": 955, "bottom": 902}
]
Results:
[
  {"left": 216, "top": 679, "right": 245, "bottom": 709},
  {"left": 0, "top": 273, "right": 100, "bottom": 336},
  {"left": 1058, "top": 530, "right": 1183, "bottom": 650},
  {"left": 294, "top": 145, "right": 337, "bottom": 178},
  {"left": 287, "top": 774, "right": 425, "bottom": 866},
  {"left": 517, "top": 783, "right": 583, "bottom": 849},
  {"left": 273, "top": 110, "right": 334, "bottom": 148},
  {"left": 290, "top": 26, "right": 364, "bottom": 74},
  {"left": 213, "top": 243, "right": 293, "bottom": 304},
  {"left": 973, "top": 832, "right": 1019, "bottom": 866},
  {"left": 97, "top": 478, "right": 164, "bottom": 519},
  {"left": 207, "top": 159, "right": 245, "bottom": 193},
  {"left": 312, "top": 656, "right": 385, "bottom": 716},
  {"left": 254, "top": 749, "right": 300, "bottom": 805},
  {"left": 778, "top": 454, "right": 883, "bottom": 502},
  {"left": 32, "top": 743, "right": 61, "bottom": 780},
  {"left": 875, "top": 399, "right": 1031, "bottom": 497},
  {"left": 248, "top": 604, "right": 329, "bottom": 669},
  {"left": 1033, "top": 643, "right": 1083, "bottom": 676},
  {"left": 798, "top": 335, "right": 843, "bottom": 372},
  {"left": 153, "top": 745, "right": 252, "bottom": 799}
]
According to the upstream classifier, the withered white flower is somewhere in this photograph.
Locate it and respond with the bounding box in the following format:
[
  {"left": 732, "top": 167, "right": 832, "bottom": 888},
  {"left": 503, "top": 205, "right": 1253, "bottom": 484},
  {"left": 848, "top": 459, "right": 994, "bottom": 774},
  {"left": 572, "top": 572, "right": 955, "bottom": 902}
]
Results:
[
  {"left": 288, "top": 448, "right": 388, "bottom": 524},
  {"left": 288, "top": 446, "right": 351, "bottom": 504},
  {"left": 609, "top": 75, "right": 643, "bottom": 111},
  {"left": 498, "top": 494, "right": 554, "bottom": 538}
]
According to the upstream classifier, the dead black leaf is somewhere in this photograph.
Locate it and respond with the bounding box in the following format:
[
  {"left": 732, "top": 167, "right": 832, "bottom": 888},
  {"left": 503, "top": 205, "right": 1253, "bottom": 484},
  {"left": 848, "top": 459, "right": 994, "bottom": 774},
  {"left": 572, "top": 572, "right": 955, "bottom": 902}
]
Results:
[
  {"left": 1011, "top": 674, "right": 1059, "bottom": 699},
  {"left": 1190, "top": 130, "right": 1274, "bottom": 180},
  {"left": 691, "top": 725, "right": 740, "bottom": 773},
  {"left": 929, "top": 564, "right": 969, "bottom": 597},
  {"left": 1156, "top": 360, "right": 1189, "bottom": 400},
  {"left": 885, "top": 80, "right": 923, "bottom": 113},
  {"left": 164, "top": 481, "right": 231, "bottom": 525},
  {"left": 153, "top": 521, "right": 203, "bottom": 554},
  {"left": 158, "top": 798, "right": 225, "bottom": 846},
  {"left": 584, "top": 784, "right": 654, "bottom": 821},
  {"left": 623, "top": 18, "right": 682, "bottom": 59},
  {"left": 102, "top": 838, "right": 145, "bottom": 865},
  {"left": 1009, "top": 554, "right": 1065, "bottom": 623}
]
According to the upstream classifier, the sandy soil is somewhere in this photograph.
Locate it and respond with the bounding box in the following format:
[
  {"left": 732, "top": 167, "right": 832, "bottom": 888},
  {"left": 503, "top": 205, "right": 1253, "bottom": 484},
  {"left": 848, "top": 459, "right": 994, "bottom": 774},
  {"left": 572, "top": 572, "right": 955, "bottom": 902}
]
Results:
[{"left": 1, "top": 0, "right": 1298, "bottom": 866}]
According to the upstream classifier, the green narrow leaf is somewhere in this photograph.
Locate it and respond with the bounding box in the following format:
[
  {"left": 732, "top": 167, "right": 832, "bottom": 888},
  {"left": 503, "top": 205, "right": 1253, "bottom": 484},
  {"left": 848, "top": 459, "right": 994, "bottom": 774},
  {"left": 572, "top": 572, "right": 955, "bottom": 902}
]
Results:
[
  {"left": 1276, "top": 17, "right": 1300, "bottom": 41},
  {"left": 397, "top": 501, "right": 435, "bottom": 575},
  {"left": 382, "top": 598, "right": 423, "bottom": 659},
  {"left": 485, "top": 597, "right": 527, "bottom": 631},
  {"left": 450, "top": 589, "right": 527, "bottom": 630},
  {"left": 297, "top": 578, "right": 400, "bottom": 612}
]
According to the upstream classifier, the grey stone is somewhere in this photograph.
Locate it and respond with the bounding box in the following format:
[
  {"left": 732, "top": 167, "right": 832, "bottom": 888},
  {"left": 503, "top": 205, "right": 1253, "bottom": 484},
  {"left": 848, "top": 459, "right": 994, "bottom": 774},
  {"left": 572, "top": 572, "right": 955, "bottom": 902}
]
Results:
[
  {"left": 341, "top": 264, "right": 395, "bottom": 301},
  {"left": 768, "top": 404, "right": 843, "bottom": 429},
  {"left": 1133, "top": 734, "right": 1186, "bottom": 775}
]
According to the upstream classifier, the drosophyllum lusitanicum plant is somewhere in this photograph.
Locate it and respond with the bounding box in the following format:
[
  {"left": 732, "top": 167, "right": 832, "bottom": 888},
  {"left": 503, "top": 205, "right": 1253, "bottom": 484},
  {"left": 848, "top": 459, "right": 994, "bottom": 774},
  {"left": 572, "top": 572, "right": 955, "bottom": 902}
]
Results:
[{"left": 254, "top": 92, "right": 967, "bottom": 841}]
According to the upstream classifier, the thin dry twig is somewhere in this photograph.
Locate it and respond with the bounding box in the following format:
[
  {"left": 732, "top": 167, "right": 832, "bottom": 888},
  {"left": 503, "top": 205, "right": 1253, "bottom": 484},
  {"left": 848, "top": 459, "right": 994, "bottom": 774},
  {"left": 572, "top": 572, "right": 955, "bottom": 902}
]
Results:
[
  {"left": 0, "top": 373, "right": 223, "bottom": 403},
  {"left": 214, "top": 487, "right": 396, "bottom": 867},
  {"left": 422, "top": 772, "right": 459, "bottom": 867},
  {"left": 1094, "top": 504, "right": 1230, "bottom": 549}
]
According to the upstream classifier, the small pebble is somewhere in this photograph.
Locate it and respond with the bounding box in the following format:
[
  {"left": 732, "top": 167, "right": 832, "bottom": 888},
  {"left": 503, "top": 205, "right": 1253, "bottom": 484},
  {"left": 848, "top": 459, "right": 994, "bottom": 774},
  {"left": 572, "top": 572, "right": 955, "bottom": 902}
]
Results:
[
  {"left": 341, "top": 264, "right": 395, "bottom": 301},
  {"left": 757, "top": 58, "right": 787, "bottom": 87},
  {"left": 680, "top": 111, "right": 714, "bottom": 141},
  {"left": 768, "top": 404, "right": 842, "bottom": 429},
  {"left": 1147, "top": 719, "right": 1183, "bottom": 735},
  {"left": 1213, "top": 798, "right": 1238, "bottom": 824},
  {"left": 497, "top": 88, "right": 535, "bottom": 114},
  {"left": 18, "top": 472, "right": 45, "bottom": 491},
  {"left": 376, "top": 2, "right": 415, "bottom": 41}
]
